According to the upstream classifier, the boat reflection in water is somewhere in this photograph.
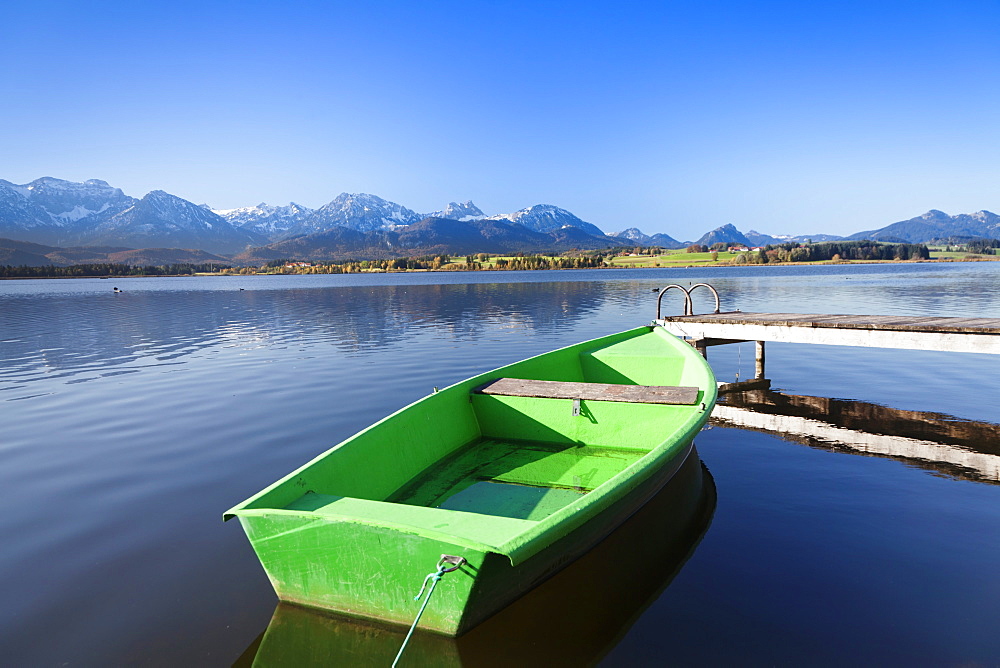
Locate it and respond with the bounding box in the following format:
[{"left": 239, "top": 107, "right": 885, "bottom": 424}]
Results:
[
  {"left": 234, "top": 451, "right": 716, "bottom": 667},
  {"left": 714, "top": 387, "right": 1000, "bottom": 484}
]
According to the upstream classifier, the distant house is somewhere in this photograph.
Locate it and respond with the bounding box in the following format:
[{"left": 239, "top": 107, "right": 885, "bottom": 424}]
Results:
[
  {"left": 728, "top": 246, "right": 750, "bottom": 253},
  {"left": 285, "top": 261, "right": 314, "bottom": 268}
]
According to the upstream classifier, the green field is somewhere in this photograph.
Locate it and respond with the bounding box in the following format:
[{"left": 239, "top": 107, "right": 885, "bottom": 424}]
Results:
[
  {"left": 608, "top": 250, "right": 742, "bottom": 267},
  {"left": 442, "top": 255, "right": 559, "bottom": 269},
  {"left": 927, "top": 249, "right": 997, "bottom": 260},
  {"left": 442, "top": 251, "right": 746, "bottom": 269}
]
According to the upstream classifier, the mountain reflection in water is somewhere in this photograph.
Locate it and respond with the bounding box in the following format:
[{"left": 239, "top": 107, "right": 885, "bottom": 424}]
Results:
[
  {"left": 234, "top": 452, "right": 716, "bottom": 667},
  {"left": 714, "top": 388, "right": 1000, "bottom": 484}
]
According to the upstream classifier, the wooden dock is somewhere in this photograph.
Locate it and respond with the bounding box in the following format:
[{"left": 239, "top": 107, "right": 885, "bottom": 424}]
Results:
[{"left": 656, "top": 312, "right": 1000, "bottom": 355}]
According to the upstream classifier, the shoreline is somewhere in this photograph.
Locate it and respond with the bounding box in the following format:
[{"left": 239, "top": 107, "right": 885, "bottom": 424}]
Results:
[{"left": 2, "top": 255, "right": 998, "bottom": 280}]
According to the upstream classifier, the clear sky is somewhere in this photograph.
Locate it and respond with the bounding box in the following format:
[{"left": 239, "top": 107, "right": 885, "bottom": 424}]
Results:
[{"left": 2, "top": 0, "right": 998, "bottom": 238}]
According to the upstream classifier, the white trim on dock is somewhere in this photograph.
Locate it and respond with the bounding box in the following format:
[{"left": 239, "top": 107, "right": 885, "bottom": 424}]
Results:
[{"left": 656, "top": 312, "right": 1000, "bottom": 355}]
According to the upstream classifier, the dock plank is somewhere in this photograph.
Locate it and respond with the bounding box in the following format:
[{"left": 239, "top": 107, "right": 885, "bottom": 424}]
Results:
[{"left": 475, "top": 378, "right": 700, "bottom": 405}]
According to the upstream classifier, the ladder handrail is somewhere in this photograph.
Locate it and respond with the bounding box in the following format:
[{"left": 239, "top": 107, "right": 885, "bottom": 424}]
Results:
[
  {"left": 655, "top": 283, "right": 721, "bottom": 318},
  {"left": 656, "top": 285, "right": 693, "bottom": 319},
  {"left": 688, "top": 283, "right": 721, "bottom": 314}
]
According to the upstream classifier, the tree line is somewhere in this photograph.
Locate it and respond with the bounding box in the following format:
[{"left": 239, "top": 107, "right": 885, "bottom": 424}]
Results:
[
  {"left": 964, "top": 239, "right": 999, "bottom": 255},
  {"left": 774, "top": 240, "right": 929, "bottom": 261},
  {"left": 227, "top": 253, "right": 610, "bottom": 274},
  {"left": 0, "top": 263, "right": 231, "bottom": 278},
  {"left": 727, "top": 240, "right": 931, "bottom": 264}
]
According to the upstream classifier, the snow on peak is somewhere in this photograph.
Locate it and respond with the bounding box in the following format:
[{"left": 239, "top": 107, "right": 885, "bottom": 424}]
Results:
[
  {"left": 214, "top": 201, "right": 316, "bottom": 236},
  {"left": 486, "top": 204, "right": 604, "bottom": 236},
  {"left": 0, "top": 176, "right": 135, "bottom": 228},
  {"left": 305, "top": 193, "right": 421, "bottom": 232},
  {"left": 425, "top": 200, "right": 486, "bottom": 221},
  {"left": 54, "top": 202, "right": 112, "bottom": 222},
  {"left": 610, "top": 227, "right": 649, "bottom": 242}
]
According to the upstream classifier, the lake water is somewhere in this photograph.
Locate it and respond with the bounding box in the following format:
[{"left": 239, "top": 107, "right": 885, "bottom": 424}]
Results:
[{"left": 2, "top": 263, "right": 1000, "bottom": 666}]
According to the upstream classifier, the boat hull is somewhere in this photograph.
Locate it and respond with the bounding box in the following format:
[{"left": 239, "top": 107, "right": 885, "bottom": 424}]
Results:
[
  {"left": 227, "top": 325, "right": 717, "bottom": 636},
  {"left": 236, "top": 442, "right": 695, "bottom": 636},
  {"left": 238, "top": 450, "right": 717, "bottom": 666}
]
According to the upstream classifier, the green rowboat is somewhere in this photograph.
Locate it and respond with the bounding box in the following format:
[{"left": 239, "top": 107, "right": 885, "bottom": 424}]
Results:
[
  {"left": 225, "top": 324, "right": 717, "bottom": 636},
  {"left": 237, "top": 453, "right": 717, "bottom": 667}
]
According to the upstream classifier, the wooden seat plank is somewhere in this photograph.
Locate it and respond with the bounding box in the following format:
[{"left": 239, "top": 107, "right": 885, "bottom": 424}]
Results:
[{"left": 475, "top": 378, "right": 699, "bottom": 405}]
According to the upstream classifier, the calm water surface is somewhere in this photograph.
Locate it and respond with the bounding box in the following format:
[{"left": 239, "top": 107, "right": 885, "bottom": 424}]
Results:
[{"left": 2, "top": 263, "right": 999, "bottom": 666}]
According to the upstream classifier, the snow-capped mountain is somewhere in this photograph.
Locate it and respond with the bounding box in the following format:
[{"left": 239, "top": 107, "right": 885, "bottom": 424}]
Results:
[
  {"left": 23, "top": 175, "right": 997, "bottom": 260},
  {"left": 847, "top": 209, "right": 1000, "bottom": 243},
  {"left": 213, "top": 202, "right": 315, "bottom": 238},
  {"left": 423, "top": 201, "right": 485, "bottom": 221},
  {"left": 88, "top": 190, "right": 262, "bottom": 253},
  {"left": 607, "top": 227, "right": 684, "bottom": 248},
  {"left": 0, "top": 177, "right": 136, "bottom": 244},
  {"left": 237, "top": 216, "right": 618, "bottom": 263},
  {"left": 18, "top": 177, "right": 135, "bottom": 224},
  {"left": 0, "top": 181, "right": 56, "bottom": 236},
  {"left": 486, "top": 204, "right": 605, "bottom": 236},
  {"left": 743, "top": 229, "right": 780, "bottom": 246},
  {"left": 0, "top": 178, "right": 619, "bottom": 251},
  {"left": 696, "top": 224, "right": 752, "bottom": 247},
  {"left": 289, "top": 193, "right": 422, "bottom": 235},
  {"left": 610, "top": 227, "right": 649, "bottom": 242}
]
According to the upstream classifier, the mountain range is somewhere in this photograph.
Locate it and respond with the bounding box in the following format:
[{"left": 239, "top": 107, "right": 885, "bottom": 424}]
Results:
[
  {"left": 1, "top": 176, "right": 997, "bottom": 263},
  {"left": 845, "top": 209, "right": 1000, "bottom": 243},
  {"left": 233, "top": 216, "right": 622, "bottom": 263},
  {"left": 607, "top": 223, "right": 843, "bottom": 249},
  {"left": 0, "top": 177, "right": 622, "bottom": 256}
]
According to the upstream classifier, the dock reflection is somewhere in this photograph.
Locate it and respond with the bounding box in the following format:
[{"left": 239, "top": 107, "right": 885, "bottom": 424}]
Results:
[
  {"left": 714, "top": 388, "right": 1000, "bottom": 484},
  {"left": 233, "top": 451, "right": 716, "bottom": 667}
]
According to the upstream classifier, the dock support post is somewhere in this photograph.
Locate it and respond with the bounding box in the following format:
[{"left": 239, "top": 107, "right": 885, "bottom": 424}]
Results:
[
  {"left": 695, "top": 339, "right": 708, "bottom": 359},
  {"left": 755, "top": 341, "right": 765, "bottom": 379}
]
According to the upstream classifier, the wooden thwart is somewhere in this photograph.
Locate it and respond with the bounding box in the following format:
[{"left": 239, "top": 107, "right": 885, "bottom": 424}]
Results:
[{"left": 475, "top": 378, "right": 699, "bottom": 405}]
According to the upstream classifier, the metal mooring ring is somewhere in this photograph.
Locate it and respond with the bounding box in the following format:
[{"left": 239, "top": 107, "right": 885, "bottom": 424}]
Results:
[{"left": 438, "top": 555, "right": 466, "bottom": 573}]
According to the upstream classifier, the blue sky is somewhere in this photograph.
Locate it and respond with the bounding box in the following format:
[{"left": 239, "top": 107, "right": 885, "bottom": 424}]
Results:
[{"left": 2, "top": 1, "right": 998, "bottom": 238}]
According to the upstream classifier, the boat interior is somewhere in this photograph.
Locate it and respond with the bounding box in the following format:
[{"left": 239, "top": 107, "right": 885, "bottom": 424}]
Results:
[{"left": 231, "top": 328, "right": 713, "bottom": 530}]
